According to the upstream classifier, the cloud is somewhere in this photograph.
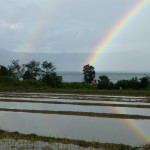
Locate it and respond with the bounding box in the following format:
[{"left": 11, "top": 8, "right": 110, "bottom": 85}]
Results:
[{"left": 0, "top": 20, "right": 21, "bottom": 30}]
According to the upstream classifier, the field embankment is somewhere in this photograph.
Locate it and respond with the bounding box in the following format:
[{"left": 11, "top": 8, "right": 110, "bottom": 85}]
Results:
[
  {"left": 1, "top": 88, "right": 150, "bottom": 97},
  {"left": 0, "top": 108, "right": 150, "bottom": 119}
]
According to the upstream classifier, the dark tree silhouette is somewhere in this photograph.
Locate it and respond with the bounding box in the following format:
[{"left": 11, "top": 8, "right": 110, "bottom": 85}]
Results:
[{"left": 83, "top": 64, "right": 95, "bottom": 83}]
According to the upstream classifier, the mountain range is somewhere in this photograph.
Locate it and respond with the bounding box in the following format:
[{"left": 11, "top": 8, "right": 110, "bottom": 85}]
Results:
[{"left": 0, "top": 48, "right": 150, "bottom": 72}]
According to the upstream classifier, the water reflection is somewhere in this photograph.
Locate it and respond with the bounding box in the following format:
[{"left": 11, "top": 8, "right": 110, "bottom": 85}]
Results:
[
  {"left": 0, "top": 92, "right": 150, "bottom": 147},
  {"left": 0, "top": 102, "right": 150, "bottom": 116},
  {"left": 0, "top": 97, "right": 150, "bottom": 106},
  {"left": 0, "top": 112, "right": 149, "bottom": 146},
  {"left": 0, "top": 92, "right": 149, "bottom": 102}
]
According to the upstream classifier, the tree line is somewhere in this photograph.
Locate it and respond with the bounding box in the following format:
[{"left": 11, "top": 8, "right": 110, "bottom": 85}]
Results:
[
  {"left": 0, "top": 61, "right": 149, "bottom": 90},
  {"left": 0, "top": 60, "right": 62, "bottom": 88},
  {"left": 83, "top": 64, "right": 150, "bottom": 90}
]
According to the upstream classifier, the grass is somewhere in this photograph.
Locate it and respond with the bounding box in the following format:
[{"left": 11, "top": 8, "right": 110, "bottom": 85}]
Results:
[
  {"left": 0, "top": 129, "right": 138, "bottom": 150},
  {"left": 1, "top": 76, "right": 150, "bottom": 97},
  {"left": 1, "top": 88, "right": 150, "bottom": 97}
]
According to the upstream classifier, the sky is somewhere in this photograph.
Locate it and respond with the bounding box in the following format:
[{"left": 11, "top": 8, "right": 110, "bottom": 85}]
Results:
[{"left": 0, "top": 0, "right": 150, "bottom": 71}]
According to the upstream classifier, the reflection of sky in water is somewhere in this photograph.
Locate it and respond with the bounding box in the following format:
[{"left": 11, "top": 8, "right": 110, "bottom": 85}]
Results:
[
  {"left": 0, "top": 92, "right": 150, "bottom": 146},
  {"left": 0, "top": 97, "right": 150, "bottom": 105},
  {"left": 0, "top": 102, "right": 150, "bottom": 116},
  {"left": 0, "top": 112, "right": 149, "bottom": 146},
  {"left": 0, "top": 92, "right": 148, "bottom": 101}
]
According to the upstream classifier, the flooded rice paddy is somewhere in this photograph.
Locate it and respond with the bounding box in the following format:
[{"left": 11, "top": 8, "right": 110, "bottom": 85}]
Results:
[
  {"left": 0, "top": 102, "right": 150, "bottom": 116},
  {"left": 0, "top": 92, "right": 150, "bottom": 148}
]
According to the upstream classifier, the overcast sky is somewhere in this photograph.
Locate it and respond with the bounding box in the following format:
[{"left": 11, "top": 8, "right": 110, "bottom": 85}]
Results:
[
  {"left": 0, "top": 0, "right": 149, "bottom": 53},
  {"left": 0, "top": 0, "right": 150, "bottom": 72}
]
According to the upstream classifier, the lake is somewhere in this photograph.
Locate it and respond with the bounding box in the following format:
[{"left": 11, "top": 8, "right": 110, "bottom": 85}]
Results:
[{"left": 58, "top": 71, "right": 150, "bottom": 82}]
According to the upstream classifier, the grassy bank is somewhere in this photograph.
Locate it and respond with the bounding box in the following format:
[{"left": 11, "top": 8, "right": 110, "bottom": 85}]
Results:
[
  {"left": 0, "top": 129, "right": 138, "bottom": 150},
  {"left": 1, "top": 88, "right": 150, "bottom": 96},
  {"left": 1, "top": 76, "right": 150, "bottom": 96},
  {"left": 0, "top": 108, "right": 150, "bottom": 119}
]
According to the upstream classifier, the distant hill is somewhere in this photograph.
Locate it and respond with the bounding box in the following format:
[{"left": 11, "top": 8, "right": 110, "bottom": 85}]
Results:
[
  {"left": 0, "top": 48, "right": 150, "bottom": 72},
  {"left": 0, "top": 48, "right": 88, "bottom": 71}
]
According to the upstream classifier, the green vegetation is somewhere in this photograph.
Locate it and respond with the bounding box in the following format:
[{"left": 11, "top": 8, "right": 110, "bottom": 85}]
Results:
[
  {"left": 0, "top": 129, "right": 139, "bottom": 150},
  {"left": 0, "top": 65, "right": 9, "bottom": 76},
  {"left": 0, "top": 59, "right": 62, "bottom": 88},
  {"left": 1, "top": 61, "right": 150, "bottom": 93},
  {"left": 97, "top": 75, "right": 150, "bottom": 90},
  {"left": 42, "top": 73, "right": 62, "bottom": 88},
  {"left": 97, "top": 75, "right": 114, "bottom": 89},
  {"left": 83, "top": 64, "right": 95, "bottom": 83},
  {"left": 62, "top": 82, "right": 96, "bottom": 89}
]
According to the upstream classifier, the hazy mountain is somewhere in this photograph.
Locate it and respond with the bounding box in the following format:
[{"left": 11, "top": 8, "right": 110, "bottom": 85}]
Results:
[
  {"left": 0, "top": 48, "right": 150, "bottom": 72},
  {"left": 0, "top": 48, "right": 88, "bottom": 71}
]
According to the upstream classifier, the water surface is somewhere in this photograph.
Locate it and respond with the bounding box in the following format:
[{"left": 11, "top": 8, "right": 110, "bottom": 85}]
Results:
[
  {"left": 0, "top": 111, "right": 149, "bottom": 146},
  {"left": 0, "top": 102, "right": 150, "bottom": 116}
]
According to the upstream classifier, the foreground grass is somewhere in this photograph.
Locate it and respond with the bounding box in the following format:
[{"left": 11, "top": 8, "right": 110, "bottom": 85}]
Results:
[{"left": 0, "top": 129, "right": 137, "bottom": 150}]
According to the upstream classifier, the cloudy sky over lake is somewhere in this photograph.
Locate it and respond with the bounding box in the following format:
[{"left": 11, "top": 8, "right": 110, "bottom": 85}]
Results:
[{"left": 0, "top": 0, "right": 149, "bottom": 54}]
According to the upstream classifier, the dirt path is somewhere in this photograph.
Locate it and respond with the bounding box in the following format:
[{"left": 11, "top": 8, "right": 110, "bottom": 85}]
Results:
[{"left": 0, "top": 108, "right": 150, "bottom": 119}]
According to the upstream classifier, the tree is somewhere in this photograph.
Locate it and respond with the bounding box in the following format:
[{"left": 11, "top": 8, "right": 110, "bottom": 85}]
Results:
[
  {"left": 8, "top": 60, "right": 22, "bottom": 79},
  {"left": 42, "top": 73, "right": 62, "bottom": 88},
  {"left": 140, "top": 76, "right": 150, "bottom": 88},
  {"left": 41, "top": 61, "right": 56, "bottom": 76},
  {"left": 83, "top": 64, "right": 95, "bottom": 83},
  {"left": 115, "top": 77, "right": 140, "bottom": 89},
  {"left": 24, "top": 60, "right": 41, "bottom": 79},
  {"left": 23, "top": 70, "right": 34, "bottom": 80},
  {"left": 41, "top": 61, "right": 62, "bottom": 87},
  {"left": 0, "top": 65, "right": 9, "bottom": 76},
  {"left": 97, "top": 75, "right": 114, "bottom": 89}
]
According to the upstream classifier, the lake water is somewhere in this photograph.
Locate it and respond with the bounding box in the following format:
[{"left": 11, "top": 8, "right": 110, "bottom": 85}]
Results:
[{"left": 58, "top": 71, "right": 150, "bottom": 82}]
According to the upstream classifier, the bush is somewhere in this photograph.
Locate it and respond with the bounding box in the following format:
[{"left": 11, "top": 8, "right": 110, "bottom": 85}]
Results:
[
  {"left": 23, "top": 79, "right": 47, "bottom": 88},
  {"left": 42, "top": 73, "right": 62, "bottom": 88},
  {"left": 97, "top": 75, "right": 114, "bottom": 90},
  {"left": 0, "top": 65, "right": 9, "bottom": 76},
  {"left": 0, "top": 76, "right": 18, "bottom": 83},
  {"left": 115, "top": 77, "right": 141, "bottom": 89},
  {"left": 140, "top": 76, "right": 150, "bottom": 88},
  {"left": 62, "top": 82, "right": 96, "bottom": 89}
]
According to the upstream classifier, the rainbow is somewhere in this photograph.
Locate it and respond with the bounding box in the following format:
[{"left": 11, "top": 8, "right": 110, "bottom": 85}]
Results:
[
  {"left": 15, "top": 0, "right": 150, "bottom": 143},
  {"left": 110, "top": 101, "right": 150, "bottom": 143},
  {"left": 18, "top": 0, "right": 62, "bottom": 63},
  {"left": 81, "top": 0, "right": 150, "bottom": 143},
  {"left": 82, "top": 0, "right": 149, "bottom": 67}
]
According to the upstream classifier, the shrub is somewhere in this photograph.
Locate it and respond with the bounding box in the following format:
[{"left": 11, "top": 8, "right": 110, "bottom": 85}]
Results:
[
  {"left": 0, "top": 65, "right": 9, "bottom": 76},
  {"left": 42, "top": 73, "right": 62, "bottom": 88},
  {"left": 97, "top": 75, "right": 114, "bottom": 90},
  {"left": 140, "top": 76, "right": 150, "bottom": 88},
  {"left": 23, "top": 79, "right": 47, "bottom": 88},
  {"left": 115, "top": 77, "right": 141, "bottom": 89},
  {"left": 0, "top": 76, "right": 18, "bottom": 83},
  {"left": 62, "top": 82, "right": 96, "bottom": 89}
]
